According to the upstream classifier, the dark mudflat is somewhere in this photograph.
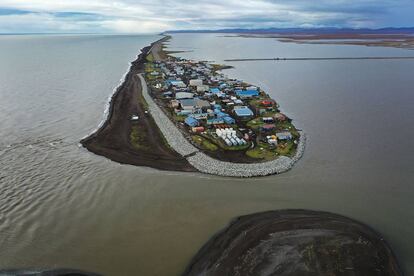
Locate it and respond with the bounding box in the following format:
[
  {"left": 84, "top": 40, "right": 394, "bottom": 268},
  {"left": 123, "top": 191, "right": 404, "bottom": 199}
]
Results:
[
  {"left": 183, "top": 209, "right": 402, "bottom": 276},
  {"left": 80, "top": 37, "right": 195, "bottom": 172}
]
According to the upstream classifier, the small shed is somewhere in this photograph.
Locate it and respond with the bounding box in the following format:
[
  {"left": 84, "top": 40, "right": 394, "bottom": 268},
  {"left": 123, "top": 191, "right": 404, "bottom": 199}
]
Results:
[
  {"left": 261, "top": 100, "right": 274, "bottom": 107},
  {"left": 262, "top": 117, "right": 274, "bottom": 123},
  {"left": 192, "top": 126, "right": 205, "bottom": 133},
  {"left": 276, "top": 132, "right": 293, "bottom": 140}
]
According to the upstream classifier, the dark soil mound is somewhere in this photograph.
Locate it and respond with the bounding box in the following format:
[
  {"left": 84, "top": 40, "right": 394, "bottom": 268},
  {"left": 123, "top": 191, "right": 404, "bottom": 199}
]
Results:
[{"left": 183, "top": 209, "right": 402, "bottom": 276}]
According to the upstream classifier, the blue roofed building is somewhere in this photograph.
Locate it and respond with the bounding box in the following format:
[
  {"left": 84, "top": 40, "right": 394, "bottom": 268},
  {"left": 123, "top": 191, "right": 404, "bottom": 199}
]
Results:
[
  {"left": 234, "top": 106, "right": 254, "bottom": 118},
  {"left": 185, "top": 116, "right": 199, "bottom": 127},
  {"left": 236, "top": 90, "right": 259, "bottom": 98},
  {"left": 214, "top": 110, "right": 228, "bottom": 117},
  {"left": 223, "top": 116, "right": 236, "bottom": 124},
  {"left": 213, "top": 104, "right": 222, "bottom": 110},
  {"left": 210, "top": 88, "right": 220, "bottom": 94},
  {"left": 207, "top": 118, "right": 225, "bottom": 125},
  {"left": 276, "top": 132, "right": 293, "bottom": 140}
]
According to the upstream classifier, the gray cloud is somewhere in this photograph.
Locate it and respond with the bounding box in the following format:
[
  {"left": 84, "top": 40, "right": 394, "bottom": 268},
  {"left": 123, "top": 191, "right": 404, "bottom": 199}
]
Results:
[{"left": 0, "top": 0, "right": 412, "bottom": 33}]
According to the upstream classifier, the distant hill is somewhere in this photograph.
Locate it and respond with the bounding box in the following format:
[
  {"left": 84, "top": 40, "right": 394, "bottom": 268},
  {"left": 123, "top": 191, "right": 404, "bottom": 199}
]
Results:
[{"left": 165, "top": 27, "right": 414, "bottom": 35}]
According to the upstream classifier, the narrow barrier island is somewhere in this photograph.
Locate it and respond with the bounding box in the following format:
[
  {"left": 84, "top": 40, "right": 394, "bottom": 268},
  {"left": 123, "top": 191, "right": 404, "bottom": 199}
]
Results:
[{"left": 81, "top": 36, "right": 305, "bottom": 177}]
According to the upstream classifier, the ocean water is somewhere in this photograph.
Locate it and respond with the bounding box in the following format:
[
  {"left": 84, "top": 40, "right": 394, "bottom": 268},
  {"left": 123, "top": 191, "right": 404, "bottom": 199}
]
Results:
[{"left": 1, "top": 33, "right": 414, "bottom": 275}]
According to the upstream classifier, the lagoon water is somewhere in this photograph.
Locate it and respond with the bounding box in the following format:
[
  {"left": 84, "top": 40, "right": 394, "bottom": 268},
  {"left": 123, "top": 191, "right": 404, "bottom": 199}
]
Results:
[{"left": 1, "top": 33, "right": 414, "bottom": 275}]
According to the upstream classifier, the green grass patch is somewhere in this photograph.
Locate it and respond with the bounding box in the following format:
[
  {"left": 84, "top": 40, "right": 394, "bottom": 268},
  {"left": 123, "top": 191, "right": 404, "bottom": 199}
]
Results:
[
  {"left": 146, "top": 53, "right": 154, "bottom": 62},
  {"left": 276, "top": 121, "right": 300, "bottom": 137},
  {"left": 137, "top": 94, "right": 149, "bottom": 110},
  {"left": 276, "top": 141, "right": 296, "bottom": 156},
  {"left": 173, "top": 114, "right": 187, "bottom": 122},
  {"left": 130, "top": 125, "right": 149, "bottom": 150},
  {"left": 246, "top": 143, "right": 279, "bottom": 160},
  {"left": 191, "top": 135, "right": 218, "bottom": 151},
  {"left": 246, "top": 118, "right": 265, "bottom": 130}
]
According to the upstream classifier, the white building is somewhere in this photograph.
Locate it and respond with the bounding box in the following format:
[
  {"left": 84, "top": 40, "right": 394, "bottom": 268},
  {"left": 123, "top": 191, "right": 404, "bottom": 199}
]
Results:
[{"left": 189, "top": 79, "right": 203, "bottom": 86}]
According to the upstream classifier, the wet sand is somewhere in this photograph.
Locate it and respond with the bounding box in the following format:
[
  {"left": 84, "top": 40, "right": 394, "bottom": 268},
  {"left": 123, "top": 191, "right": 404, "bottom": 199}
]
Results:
[
  {"left": 236, "top": 33, "right": 414, "bottom": 50},
  {"left": 80, "top": 37, "right": 196, "bottom": 172},
  {"left": 183, "top": 210, "right": 402, "bottom": 276}
]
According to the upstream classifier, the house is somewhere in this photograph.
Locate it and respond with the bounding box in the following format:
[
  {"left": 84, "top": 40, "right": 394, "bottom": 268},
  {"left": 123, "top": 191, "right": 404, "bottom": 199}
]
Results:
[
  {"left": 197, "top": 85, "right": 209, "bottom": 92},
  {"left": 179, "top": 99, "right": 196, "bottom": 110},
  {"left": 234, "top": 106, "right": 254, "bottom": 118},
  {"left": 261, "top": 124, "right": 276, "bottom": 132},
  {"left": 189, "top": 79, "right": 203, "bottom": 86},
  {"left": 207, "top": 118, "right": 225, "bottom": 125},
  {"left": 236, "top": 90, "right": 259, "bottom": 98},
  {"left": 219, "top": 83, "right": 228, "bottom": 89},
  {"left": 185, "top": 116, "right": 199, "bottom": 127},
  {"left": 261, "top": 100, "right": 274, "bottom": 107},
  {"left": 169, "top": 80, "right": 186, "bottom": 88},
  {"left": 195, "top": 99, "right": 211, "bottom": 110},
  {"left": 276, "top": 132, "right": 293, "bottom": 140},
  {"left": 163, "top": 91, "right": 173, "bottom": 97},
  {"left": 246, "top": 86, "right": 258, "bottom": 91},
  {"left": 223, "top": 116, "right": 236, "bottom": 124},
  {"left": 176, "top": 109, "right": 193, "bottom": 116},
  {"left": 262, "top": 117, "right": 274, "bottom": 123},
  {"left": 210, "top": 88, "right": 220, "bottom": 94},
  {"left": 192, "top": 112, "right": 209, "bottom": 120},
  {"left": 192, "top": 126, "right": 205, "bottom": 133},
  {"left": 176, "top": 92, "right": 194, "bottom": 100},
  {"left": 170, "top": 100, "right": 180, "bottom": 109},
  {"left": 210, "top": 88, "right": 226, "bottom": 98}
]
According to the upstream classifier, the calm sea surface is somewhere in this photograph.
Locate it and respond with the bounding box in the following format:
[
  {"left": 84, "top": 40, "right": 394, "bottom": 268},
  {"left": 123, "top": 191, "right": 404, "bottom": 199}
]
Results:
[{"left": 1, "top": 33, "right": 414, "bottom": 275}]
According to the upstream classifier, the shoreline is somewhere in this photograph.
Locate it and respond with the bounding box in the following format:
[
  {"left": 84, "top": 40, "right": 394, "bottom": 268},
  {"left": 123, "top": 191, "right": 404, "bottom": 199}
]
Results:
[
  {"left": 80, "top": 36, "right": 196, "bottom": 172},
  {"left": 81, "top": 35, "right": 306, "bottom": 177},
  {"left": 183, "top": 209, "right": 403, "bottom": 276}
]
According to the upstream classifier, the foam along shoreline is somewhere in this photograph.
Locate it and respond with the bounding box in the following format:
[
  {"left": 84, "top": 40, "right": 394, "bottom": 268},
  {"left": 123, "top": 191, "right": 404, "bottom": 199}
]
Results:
[{"left": 139, "top": 73, "right": 305, "bottom": 177}]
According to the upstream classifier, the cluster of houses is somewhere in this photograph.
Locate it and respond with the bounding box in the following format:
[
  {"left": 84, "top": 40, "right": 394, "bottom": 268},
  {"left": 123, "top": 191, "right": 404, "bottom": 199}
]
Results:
[{"left": 146, "top": 56, "right": 295, "bottom": 150}]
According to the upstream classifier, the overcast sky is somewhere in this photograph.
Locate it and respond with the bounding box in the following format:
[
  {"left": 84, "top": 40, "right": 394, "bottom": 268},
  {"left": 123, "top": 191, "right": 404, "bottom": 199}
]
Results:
[{"left": 0, "top": 0, "right": 413, "bottom": 33}]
